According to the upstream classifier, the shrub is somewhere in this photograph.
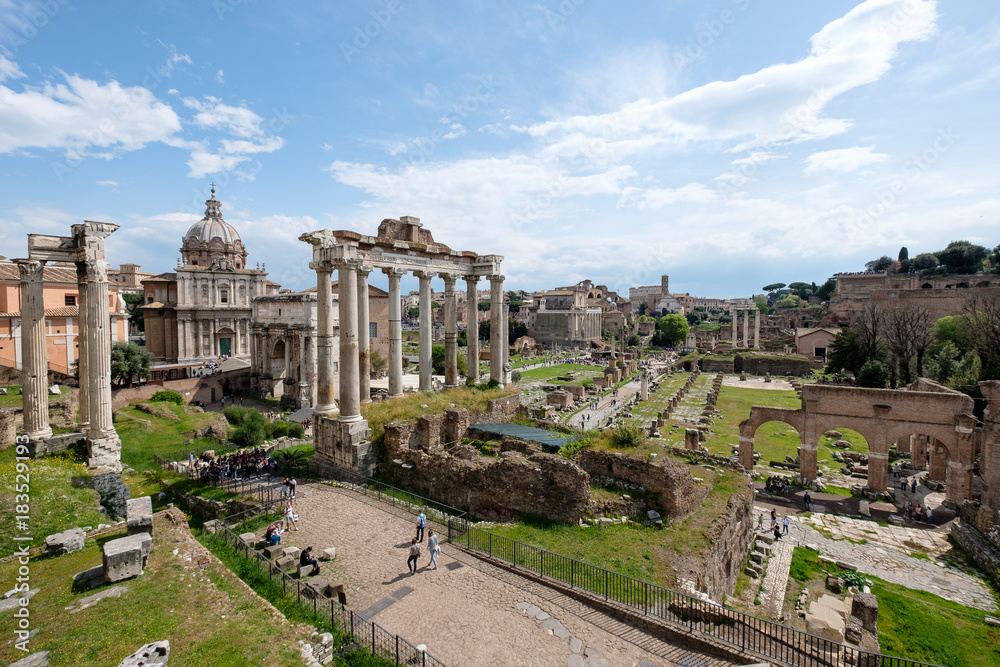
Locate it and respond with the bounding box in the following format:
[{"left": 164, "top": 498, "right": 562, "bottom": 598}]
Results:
[
  {"left": 149, "top": 390, "right": 184, "bottom": 404},
  {"left": 511, "top": 370, "right": 522, "bottom": 383},
  {"left": 232, "top": 421, "right": 265, "bottom": 448},
  {"left": 223, "top": 405, "right": 265, "bottom": 427},
  {"left": 610, "top": 422, "right": 646, "bottom": 449}
]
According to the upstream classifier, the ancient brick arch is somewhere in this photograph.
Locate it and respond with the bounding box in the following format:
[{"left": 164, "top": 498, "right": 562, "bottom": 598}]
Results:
[{"left": 739, "top": 383, "right": 978, "bottom": 501}]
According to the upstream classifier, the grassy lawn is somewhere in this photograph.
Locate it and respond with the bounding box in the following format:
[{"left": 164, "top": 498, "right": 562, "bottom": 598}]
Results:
[
  {"left": 114, "top": 403, "right": 236, "bottom": 472},
  {"left": 516, "top": 363, "right": 604, "bottom": 385},
  {"left": 487, "top": 463, "right": 750, "bottom": 590},
  {"left": 0, "top": 384, "right": 62, "bottom": 409},
  {"left": 788, "top": 548, "right": 1000, "bottom": 667},
  {"left": 0, "top": 516, "right": 308, "bottom": 667}
]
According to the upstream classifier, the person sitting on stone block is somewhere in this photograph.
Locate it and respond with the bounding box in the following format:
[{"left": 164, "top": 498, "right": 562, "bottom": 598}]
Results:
[
  {"left": 265, "top": 523, "right": 283, "bottom": 546},
  {"left": 300, "top": 546, "right": 320, "bottom": 575}
]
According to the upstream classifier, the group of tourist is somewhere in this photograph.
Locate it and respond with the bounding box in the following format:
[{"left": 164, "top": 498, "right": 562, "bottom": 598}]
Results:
[
  {"left": 763, "top": 475, "right": 791, "bottom": 496},
  {"left": 193, "top": 447, "right": 272, "bottom": 481},
  {"left": 406, "top": 510, "right": 440, "bottom": 574}
]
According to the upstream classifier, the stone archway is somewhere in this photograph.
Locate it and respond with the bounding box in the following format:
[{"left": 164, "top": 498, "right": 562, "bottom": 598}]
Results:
[{"left": 739, "top": 406, "right": 806, "bottom": 476}]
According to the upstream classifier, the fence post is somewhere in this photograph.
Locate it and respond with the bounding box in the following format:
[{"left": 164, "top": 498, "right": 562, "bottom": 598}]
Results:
[
  {"left": 396, "top": 635, "right": 399, "bottom": 665},
  {"left": 372, "top": 622, "right": 375, "bottom": 654},
  {"left": 489, "top": 532, "right": 492, "bottom": 558}
]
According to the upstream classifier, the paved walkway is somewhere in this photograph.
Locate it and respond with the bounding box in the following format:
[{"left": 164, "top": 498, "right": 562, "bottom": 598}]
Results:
[
  {"left": 761, "top": 508, "right": 997, "bottom": 612},
  {"left": 280, "top": 483, "right": 741, "bottom": 667},
  {"left": 758, "top": 531, "right": 794, "bottom": 620}
]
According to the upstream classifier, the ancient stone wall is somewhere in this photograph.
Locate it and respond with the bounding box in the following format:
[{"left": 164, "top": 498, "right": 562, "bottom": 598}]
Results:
[
  {"left": 699, "top": 357, "right": 735, "bottom": 373},
  {"left": 575, "top": 450, "right": 699, "bottom": 517},
  {"left": 385, "top": 448, "right": 590, "bottom": 522},
  {"left": 695, "top": 478, "right": 755, "bottom": 600},
  {"left": 740, "top": 354, "right": 811, "bottom": 376},
  {"left": 952, "top": 505, "right": 1000, "bottom": 586}
]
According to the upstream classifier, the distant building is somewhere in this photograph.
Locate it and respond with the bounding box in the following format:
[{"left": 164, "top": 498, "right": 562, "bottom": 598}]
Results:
[
  {"left": 141, "top": 189, "right": 278, "bottom": 380},
  {"left": 108, "top": 263, "right": 155, "bottom": 294},
  {"left": 795, "top": 327, "right": 840, "bottom": 362},
  {"left": 0, "top": 261, "right": 128, "bottom": 375},
  {"left": 629, "top": 274, "right": 729, "bottom": 315}
]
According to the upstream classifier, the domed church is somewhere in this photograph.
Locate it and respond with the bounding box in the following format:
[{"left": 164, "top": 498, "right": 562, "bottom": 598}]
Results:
[{"left": 142, "top": 189, "right": 279, "bottom": 379}]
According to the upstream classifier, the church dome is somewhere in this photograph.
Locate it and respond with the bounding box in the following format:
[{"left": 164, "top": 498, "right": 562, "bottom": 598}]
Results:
[{"left": 180, "top": 188, "right": 248, "bottom": 270}]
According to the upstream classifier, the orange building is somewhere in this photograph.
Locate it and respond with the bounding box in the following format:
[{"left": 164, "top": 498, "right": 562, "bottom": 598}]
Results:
[{"left": 0, "top": 261, "right": 128, "bottom": 375}]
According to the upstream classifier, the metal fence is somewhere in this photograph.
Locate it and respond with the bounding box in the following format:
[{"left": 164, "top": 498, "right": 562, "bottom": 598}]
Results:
[
  {"left": 461, "top": 527, "right": 941, "bottom": 667},
  {"left": 217, "top": 503, "right": 447, "bottom": 667}
]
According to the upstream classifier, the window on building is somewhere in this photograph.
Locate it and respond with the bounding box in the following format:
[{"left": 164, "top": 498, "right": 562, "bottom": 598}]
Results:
[
  {"left": 369, "top": 322, "right": 377, "bottom": 338},
  {"left": 64, "top": 295, "right": 76, "bottom": 306},
  {"left": 814, "top": 347, "right": 827, "bottom": 357},
  {"left": 220, "top": 289, "right": 229, "bottom": 304}
]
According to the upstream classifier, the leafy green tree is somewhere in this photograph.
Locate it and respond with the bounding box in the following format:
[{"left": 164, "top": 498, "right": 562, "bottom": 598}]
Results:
[
  {"left": 936, "top": 241, "right": 988, "bottom": 274},
  {"left": 431, "top": 344, "right": 468, "bottom": 375},
  {"left": 910, "top": 253, "right": 939, "bottom": 273},
  {"left": 656, "top": 314, "right": 689, "bottom": 346},
  {"left": 477, "top": 301, "right": 491, "bottom": 311},
  {"left": 457, "top": 329, "right": 468, "bottom": 347},
  {"left": 627, "top": 334, "right": 641, "bottom": 347},
  {"left": 865, "top": 256, "right": 894, "bottom": 272},
  {"left": 898, "top": 246, "right": 909, "bottom": 262},
  {"left": 407, "top": 306, "right": 420, "bottom": 319},
  {"left": 815, "top": 277, "right": 837, "bottom": 301},
  {"left": 827, "top": 328, "right": 867, "bottom": 376},
  {"left": 685, "top": 312, "right": 700, "bottom": 325},
  {"left": 638, "top": 301, "right": 648, "bottom": 316},
  {"left": 752, "top": 294, "right": 770, "bottom": 313},
  {"left": 369, "top": 349, "right": 387, "bottom": 377},
  {"left": 857, "top": 360, "right": 888, "bottom": 388},
  {"left": 110, "top": 340, "right": 151, "bottom": 387},
  {"left": 762, "top": 283, "right": 786, "bottom": 292}
]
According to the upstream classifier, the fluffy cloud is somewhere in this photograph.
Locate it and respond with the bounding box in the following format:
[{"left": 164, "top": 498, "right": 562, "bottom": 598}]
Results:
[{"left": 804, "top": 145, "right": 890, "bottom": 175}]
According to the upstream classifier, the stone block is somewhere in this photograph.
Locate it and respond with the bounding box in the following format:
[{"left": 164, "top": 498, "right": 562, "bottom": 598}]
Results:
[
  {"left": 887, "top": 514, "right": 904, "bottom": 526},
  {"left": 826, "top": 576, "right": 844, "bottom": 594},
  {"left": 845, "top": 619, "right": 863, "bottom": 645},
  {"left": 757, "top": 532, "right": 776, "bottom": 545},
  {"left": 320, "top": 547, "right": 337, "bottom": 561},
  {"left": 43, "top": 527, "right": 86, "bottom": 556},
  {"left": 805, "top": 600, "right": 846, "bottom": 644},
  {"left": 835, "top": 560, "right": 858, "bottom": 572},
  {"left": 126, "top": 496, "right": 154, "bottom": 537},
  {"left": 283, "top": 546, "right": 301, "bottom": 559},
  {"left": 306, "top": 577, "right": 330, "bottom": 597},
  {"left": 264, "top": 544, "right": 283, "bottom": 559},
  {"left": 298, "top": 563, "right": 314, "bottom": 578},
  {"left": 103, "top": 536, "right": 144, "bottom": 582},
  {"left": 275, "top": 556, "right": 295, "bottom": 571},
  {"left": 117, "top": 640, "right": 169, "bottom": 667},
  {"left": 239, "top": 532, "right": 256, "bottom": 546},
  {"left": 202, "top": 519, "right": 222, "bottom": 534},
  {"left": 851, "top": 592, "right": 878, "bottom": 633}
]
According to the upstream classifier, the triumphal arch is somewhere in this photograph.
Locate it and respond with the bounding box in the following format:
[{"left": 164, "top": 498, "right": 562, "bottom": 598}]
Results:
[{"left": 300, "top": 216, "right": 506, "bottom": 476}]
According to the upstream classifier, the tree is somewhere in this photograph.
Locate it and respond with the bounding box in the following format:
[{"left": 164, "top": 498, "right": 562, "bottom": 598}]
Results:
[
  {"left": 656, "top": 314, "right": 689, "bottom": 346},
  {"left": 508, "top": 317, "right": 527, "bottom": 342},
  {"left": 857, "top": 360, "right": 888, "bottom": 388},
  {"left": 110, "top": 340, "right": 151, "bottom": 387},
  {"left": 898, "top": 246, "right": 909, "bottom": 263},
  {"left": 880, "top": 306, "right": 931, "bottom": 385},
  {"left": 638, "top": 302, "right": 648, "bottom": 316},
  {"left": 815, "top": 277, "right": 837, "bottom": 301},
  {"left": 853, "top": 303, "right": 886, "bottom": 366},
  {"left": 762, "top": 283, "right": 786, "bottom": 293},
  {"left": 457, "top": 329, "right": 468, "bottom": 347},
  {"left": 827, "top": 328, "right": 867, "bottom": 376},
  {"left": 477, "top": 301, "right": 491, "bottom": 311},
  {"left": 788, "top": 282, "right": 813, "bottom": 299},
  {"left": 964, "top": 292, "right": 1000, "bottom": 380},
  {"left": 865, "top": 256, "right": 894, "bottom": 272},
  {"left": 431, "top": 344, "right": 468, "bottom": 375},
  {"left": 685, "top": 312, "right": 700, "bottom": 325},
  {"left": 122, "top": 293, "right": 145, "bottom": 334},
  {"left": 752, "top": 294, "right": 770, "bottom": 313},
  {"left": 627, "top": 334, "right": 641, "bottom": 347},
  {"left": 369, "top": 349, "right": 387, "bottom": 377},
  {"left": 937, "top": 241, "right": 988, "bottom": 274},
  {"left": 407, "top": 306, "right": 420, "bottom": 319},
  {"left": 910, "top": 253, "right": 939, "bottom": 273}
]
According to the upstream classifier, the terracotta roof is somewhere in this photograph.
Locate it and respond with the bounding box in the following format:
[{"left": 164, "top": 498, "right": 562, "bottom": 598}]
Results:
[
  {"left": 142, "top": 272, "right": 177, "bottom": 283},
  {"left": 0, "top": 306, "right": 80, "bottom": 318},
  {"left": 0, "top": 263, "right": 79, "bottom": 284}
]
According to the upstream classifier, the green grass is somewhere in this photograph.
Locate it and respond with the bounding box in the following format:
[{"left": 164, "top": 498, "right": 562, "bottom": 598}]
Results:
[
  {"left": 0, "top": 384, "right": 61, "bottom": 408},
  {"left": 0, "top": 520, "right": 307, "bottom": 667},
  {"left": 788, "top": 547, "right": 1000, "bottom": 667},
  {"left": 516, "top": 363, "right": 605, "bottom": 385},
  {"left": 0, "top": 448, "right": 111, "bottom": 558},
  {"left": 114, "top": 403, "right": 237, "bottom": 472}
]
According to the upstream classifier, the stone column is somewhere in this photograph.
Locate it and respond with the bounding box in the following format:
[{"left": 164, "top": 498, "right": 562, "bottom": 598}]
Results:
[
  {"left": 298, "top": 330, "right": 310, "bottom": 408},
  {"left": 357, "top": 265, "right": 371, "bottom": 403},
  {"left": 416, "top": 271, "right": 433, "bottom": 391},
  {"left": 489, "top": 275, "right": 504, "bottom": 383},
  {"left": 799, "top": 440, "right": 818, "bottom": 481},
  {"left": 738, "top": 434, "right": 755, "bottom": 471},
  {"left": 912, "top": 434, "right": 929, "bottom": 469},
  {"left": 742, "top": 310, "right": 749, "bottom": 349},
  {"left": 312, "top": 263, "right": 337, "bottom": 415},
  {"left": 442, "top": 274, "right": 458, "bottom": 387},
  {"left": 336, "top": 259, "right": 362, "bottom": 421},
  {"left": 383, "top": 267, "right": 404, "bottom": 397},
  {"left": 867, "top": 450, "right": 889, "bottom": 492},
  {"left": 15, "top": 259, "right": 52, "bottom": 441},
  {"left": 731, "top": 310, "right": 737, "bottom": 347},
  {"left": 754, "top": 309, "right": 761, "bottom": 349},
  {"left": 74, "top": 262, "right": 90, "bottom": 433},
  {"left": 946, "top": 459, "right": 973, "bottom": 503},
  {"left": 929, "top": 440, "right": 948, "bottom": 481},
  {"left": 283, "top": 330, "right": 291, "bottom": 387},
  {"left": 465, "top": 276, "right": 480, "bottom": 384},
  {"left": 502, "top": 301, "right": 510, "bottom": 384}
]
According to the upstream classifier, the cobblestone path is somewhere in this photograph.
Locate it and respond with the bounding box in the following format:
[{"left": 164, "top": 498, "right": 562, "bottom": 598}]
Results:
[
  {"left": 758, "top": 532, "right": 794, "bottom": 619},
  {"left": 281, "top": 483, "right": 743, "bottom": 667}
]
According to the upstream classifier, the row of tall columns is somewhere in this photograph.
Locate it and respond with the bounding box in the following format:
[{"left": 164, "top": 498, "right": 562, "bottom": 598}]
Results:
[{"left": 465, "top": 276, "right": 480, "bottom": 384}]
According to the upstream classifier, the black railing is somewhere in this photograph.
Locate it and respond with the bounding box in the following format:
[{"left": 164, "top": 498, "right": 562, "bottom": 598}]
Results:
[
  {"left": 217, "top": 503, "right": 447, "bottom": 667},
  {"left": 461, "top": 526, "right": 942, "bottom": 667},
  {"left": 153, "top": 453, "right": 283, "bottom": 506}
]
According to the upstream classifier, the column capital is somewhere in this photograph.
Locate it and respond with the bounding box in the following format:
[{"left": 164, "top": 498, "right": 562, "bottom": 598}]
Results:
[
  {"left": 309, "top": 259, "right": 334, "bottom": 273},
  {"left": 439, "top": 273, "right": 457, "bottom": 287},
  {"left": 381, "top": 266, "right": 407, "bottom": 278},
  {"left": 488, "top": 274, "right": 505, "bottom": 284},
  {"left": 81, "top": 258, "right": 109, "bottom": 282},
  {"left": 299, "top": 229, "right": 338, "bottom": 248},
  {"left": 463, "top": 274, "right": 479, "bottom": 284},
  {"left": 14, "top": 258, "right": 45, "bottom": 281},
  {"left": 357, "top": 263, "right": 374, "bottom": 277},
  {"left": 331, "top": 257, "right": 362, "bottom": 271},
  {"left": 413, "top": 269, "right": 434, "bottom": 280}
]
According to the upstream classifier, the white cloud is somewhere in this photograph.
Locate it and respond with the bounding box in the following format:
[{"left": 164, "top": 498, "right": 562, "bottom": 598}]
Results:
[
  {"left": 626, "top": 183, "right": 718, "bottom": 209},
  {"left": 96, "top": 179, "right": 118, "bottom": 186},
  {"left": 183, "top": 96, "right": 267, "bottom": 138},
  {"left": 216, "top": 69, "right": 225, "bottom": 84},
  {"left": 804, "top": 145, "right": 890, "bottom": 175},
  {"left": 0, "top": 53, "right": 23, "bottom": 82}
]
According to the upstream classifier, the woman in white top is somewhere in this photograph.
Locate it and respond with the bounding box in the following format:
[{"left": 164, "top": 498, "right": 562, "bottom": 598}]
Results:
[{"left": 284, "top": 501, "right": 299, "bottom": 531}]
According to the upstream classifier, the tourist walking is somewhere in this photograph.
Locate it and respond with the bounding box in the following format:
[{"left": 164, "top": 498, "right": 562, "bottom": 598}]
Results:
[
  {"left": 757, "top": 513, "right": 764, "bottom": 530},
  {"left": 914, "top": 505, "right": 922, "bottom": 522},
  {"left": 803, "top": 491, "right": 812, "bottom": 511},
  {"left": 926, "top": 507, "right": 933, "bottom": 525},
  {"left": 284, "top": 500, "right": 299, "bottom": 531},
  {"left": 416, "top": 509, "right": 426, "bottom": 542},
  {"left": 782, "top": 516, "right": 789, "bottom": 534},
  {"left": 900, "top": 477, "right": 907, "bottom": 492},
  {"left": 289, "top": 477, "right": 297, "bottom": 499},
  {"left": 904, "top": 499, "right": 912, "bottom": 520},
  {"left": 427, "top": 529, "right": 439, "bottom": 570},
  {"left": 911, "top": 478, "right": 917, "bottom": 494},
  {"left": 407, "top": 538, "right": 421, "bottom": 574}
]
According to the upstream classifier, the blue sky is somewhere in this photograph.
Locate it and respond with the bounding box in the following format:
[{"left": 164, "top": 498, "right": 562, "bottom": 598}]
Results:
[{"left": 0, "top": 0, "right": 997, "bottom": 298}]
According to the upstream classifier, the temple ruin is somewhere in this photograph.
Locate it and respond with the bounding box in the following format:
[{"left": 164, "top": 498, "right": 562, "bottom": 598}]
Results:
[{"left": 300, "top": 216, "right": 507, "bottom": 475}]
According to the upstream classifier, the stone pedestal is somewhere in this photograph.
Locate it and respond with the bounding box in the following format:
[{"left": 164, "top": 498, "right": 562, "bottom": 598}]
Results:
[
  {"left": 313, "top": 413, "right": 374, "bottom": 476},
  {"left": 867, "top": 451, "right": 889, "bottom": 492}
]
